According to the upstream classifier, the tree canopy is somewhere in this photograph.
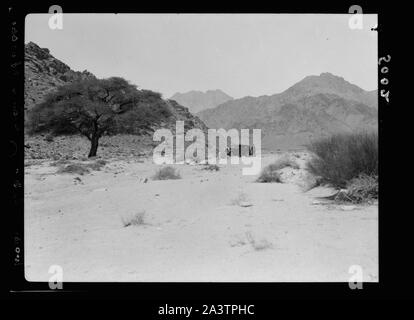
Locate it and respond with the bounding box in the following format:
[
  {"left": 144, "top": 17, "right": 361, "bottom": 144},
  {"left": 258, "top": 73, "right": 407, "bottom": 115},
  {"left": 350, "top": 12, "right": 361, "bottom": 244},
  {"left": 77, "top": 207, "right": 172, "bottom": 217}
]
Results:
[{"left": 28, "top": 77, "right": 171, "bottom": 157}]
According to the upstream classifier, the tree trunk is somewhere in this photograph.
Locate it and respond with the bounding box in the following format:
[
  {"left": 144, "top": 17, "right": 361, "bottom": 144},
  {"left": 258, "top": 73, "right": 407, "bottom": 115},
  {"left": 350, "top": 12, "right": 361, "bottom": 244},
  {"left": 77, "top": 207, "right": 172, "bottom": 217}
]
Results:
[{"left": 88, "top": 134, "right": 99, "bottom": 158}]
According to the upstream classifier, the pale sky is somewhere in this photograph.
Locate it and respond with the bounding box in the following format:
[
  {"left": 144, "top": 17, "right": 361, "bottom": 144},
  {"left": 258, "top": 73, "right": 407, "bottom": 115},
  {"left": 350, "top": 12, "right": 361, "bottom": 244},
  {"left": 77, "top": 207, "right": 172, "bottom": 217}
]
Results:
[{"left": 26, "top": 14, "right": 378, "bottom": 99}]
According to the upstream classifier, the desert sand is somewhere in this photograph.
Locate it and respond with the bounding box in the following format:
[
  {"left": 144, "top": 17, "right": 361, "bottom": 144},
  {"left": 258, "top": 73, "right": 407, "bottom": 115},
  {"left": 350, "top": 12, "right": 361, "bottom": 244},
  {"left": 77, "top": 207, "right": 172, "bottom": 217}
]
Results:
[{"left": 24, "top": 152, "right": 378, "bottom": 282}]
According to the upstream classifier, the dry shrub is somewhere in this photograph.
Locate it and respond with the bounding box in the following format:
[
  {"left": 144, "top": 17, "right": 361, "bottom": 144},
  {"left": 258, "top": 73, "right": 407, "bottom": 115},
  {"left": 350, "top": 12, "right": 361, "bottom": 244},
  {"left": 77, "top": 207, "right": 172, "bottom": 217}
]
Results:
[
  {"left": 152, "top": 166, "right": 181, "bottom": 180},
  {"left": 121, "top": 211, "right": 146, "bottom": 227},
  {"left": 257, "top": 155, "right": 300, "bottom": 183},
  {"left": 56, "top": 159, "right": 107, "bottom": 175},
  {"left": 307, "top": 131, "right": 378, "bottom": 189},
  {"left": 257, "top": 165, "right": 282, "bottom": 183}
]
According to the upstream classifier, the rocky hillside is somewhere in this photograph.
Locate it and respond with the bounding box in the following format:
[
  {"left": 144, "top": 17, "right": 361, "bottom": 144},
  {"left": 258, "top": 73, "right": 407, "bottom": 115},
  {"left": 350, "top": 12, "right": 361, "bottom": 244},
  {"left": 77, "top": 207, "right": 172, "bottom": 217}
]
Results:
[
  {"left": 24, "top": 42, "right": 207, "bottom": 134},
  {"left": 170, "top": 89, "right": 233, "bottom": 114},
  {"left": 24, "top": 42, "right": 96, "bottom": 112},
  {"left": 198, "top": 73, "right": 378, "bottom": 150}
]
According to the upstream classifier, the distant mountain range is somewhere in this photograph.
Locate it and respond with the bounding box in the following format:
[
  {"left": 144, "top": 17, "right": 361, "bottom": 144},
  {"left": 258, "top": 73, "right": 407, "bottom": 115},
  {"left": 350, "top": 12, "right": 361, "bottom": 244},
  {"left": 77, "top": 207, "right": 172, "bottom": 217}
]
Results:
[
  {"left": 170, "top": 89, "right": 233, "bottom": 114},
  {"left": 197, "top": 72, "right": 378, "bottom": 150},
  {"left": 24, "top": 42, "right": 207, "bottom": 134}
]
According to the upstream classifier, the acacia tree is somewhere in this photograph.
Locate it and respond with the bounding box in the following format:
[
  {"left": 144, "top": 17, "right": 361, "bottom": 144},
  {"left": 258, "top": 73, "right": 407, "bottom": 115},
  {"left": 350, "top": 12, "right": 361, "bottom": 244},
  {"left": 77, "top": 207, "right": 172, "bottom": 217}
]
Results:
[{"left": 29, "top": 77, "right": 140, "bottom": 157}]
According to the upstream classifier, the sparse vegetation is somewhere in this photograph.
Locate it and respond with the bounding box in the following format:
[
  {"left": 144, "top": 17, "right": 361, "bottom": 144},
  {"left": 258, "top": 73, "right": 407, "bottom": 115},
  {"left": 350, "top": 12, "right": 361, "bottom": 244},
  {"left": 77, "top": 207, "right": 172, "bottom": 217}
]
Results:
[
  {"left": 257, "top": 166, "right": 282, "bottom": 183},
  {"left": 152, "top": 166, "right": 181, "bottom": 180},
  {"left": 121, "top": 211, "right": 146, "bottom": 227},
  {"left": 257, "top": 156, "right": 299, "bottom": 183},
  {"left": 306, "top": 132, "right": 378, "bottom": 189},
  {"left": 56, "top": 159, "right": 108, "bottom": 175},
  {"left": 306, "top": 131, "right": 378, "bottom": 202}
]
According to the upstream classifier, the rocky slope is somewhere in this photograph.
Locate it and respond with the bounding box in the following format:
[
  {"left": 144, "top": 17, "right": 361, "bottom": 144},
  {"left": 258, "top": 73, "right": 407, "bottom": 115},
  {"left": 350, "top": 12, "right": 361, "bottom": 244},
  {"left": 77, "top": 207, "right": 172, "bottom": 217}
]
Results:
[
  {"left": 170, "top": 89, "right": 233, "bottom": 114},
  {"left": 24, "top": 42, "right": 96, "bottom": 113},
  {"left": 198, "top": 73, "right": 378, "bottom": 150}
]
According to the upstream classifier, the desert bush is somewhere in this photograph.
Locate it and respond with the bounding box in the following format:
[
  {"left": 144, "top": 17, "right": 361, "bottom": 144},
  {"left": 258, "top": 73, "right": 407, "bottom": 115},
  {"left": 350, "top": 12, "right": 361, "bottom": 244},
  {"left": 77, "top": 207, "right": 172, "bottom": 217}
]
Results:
[
  {"left": 257, "top": 155, "right": 299, "bottom": 183},
  {"left": 152, "top": 166, "right": 181, "bottom": 180},
  {"left": 257, "top": 165, "right": 282, "bottom": 183},
  {"left": 307, "top": 131, "right": 378, "bottom": 189},
  {"left": 56, "top": 159, "right": 107, "bottom": 175},
  {"left": 121, "top": 211, "right": 146, "bottom": 227}
]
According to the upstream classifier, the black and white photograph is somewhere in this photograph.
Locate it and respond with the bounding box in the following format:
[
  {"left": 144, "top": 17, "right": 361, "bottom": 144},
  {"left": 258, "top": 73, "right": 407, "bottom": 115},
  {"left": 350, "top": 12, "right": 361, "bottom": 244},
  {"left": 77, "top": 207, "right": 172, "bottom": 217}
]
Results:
[
  {"left": 20, "top": 12, "right": 379, "bottom": 284},
  {"left": 9, "top": 4, "right": 411, "bottom": 303}
]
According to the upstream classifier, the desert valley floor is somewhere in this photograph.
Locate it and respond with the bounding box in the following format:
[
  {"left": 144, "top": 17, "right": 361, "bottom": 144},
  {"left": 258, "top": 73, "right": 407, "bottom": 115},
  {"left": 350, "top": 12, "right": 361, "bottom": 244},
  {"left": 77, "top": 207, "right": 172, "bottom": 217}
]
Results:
[{"left": 24, "top": 152, "right": 378, "bottom": 282}]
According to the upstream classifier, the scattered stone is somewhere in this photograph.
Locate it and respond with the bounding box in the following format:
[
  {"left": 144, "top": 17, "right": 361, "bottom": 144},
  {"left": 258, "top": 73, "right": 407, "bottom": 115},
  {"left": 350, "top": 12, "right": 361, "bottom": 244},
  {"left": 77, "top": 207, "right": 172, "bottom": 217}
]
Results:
[
  {"left": 239, "top": 201, "right": 253, "bottom": 207},
  {"left": 73, "top": 177, "right": 83, "bottom": 184}
]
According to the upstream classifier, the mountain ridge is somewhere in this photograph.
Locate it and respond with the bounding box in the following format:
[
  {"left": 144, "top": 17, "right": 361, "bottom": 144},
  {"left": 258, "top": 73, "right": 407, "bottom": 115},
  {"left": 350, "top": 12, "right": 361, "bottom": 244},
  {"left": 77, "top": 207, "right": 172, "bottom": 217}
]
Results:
[{"left": 197, "top": 72, "right": 378, "bottom": 150}]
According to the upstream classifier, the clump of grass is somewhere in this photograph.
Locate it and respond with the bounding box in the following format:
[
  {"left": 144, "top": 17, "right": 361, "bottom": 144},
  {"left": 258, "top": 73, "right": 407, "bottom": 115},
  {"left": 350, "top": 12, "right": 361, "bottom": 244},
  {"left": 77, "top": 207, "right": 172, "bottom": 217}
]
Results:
[
  {"left": 257, "top": 166, "right": 282, "bottom": 183},
  {"left": 121, "top": 211, "right": 146, "bottom": 227},
  {"left": 57, "top": 163, "right": 90, "bottom": 175},
  {"left": 56, "top": 159, "right": 107, "bottom": 175},
  {"left": 306, "top": 131, "right": 378, "bottom": 189},
  {"left": 257, "top": 155, "right": 299, "bottom": 183},
  {"left": 152, "top": 166, "right": 181, "bottom": 180}
]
